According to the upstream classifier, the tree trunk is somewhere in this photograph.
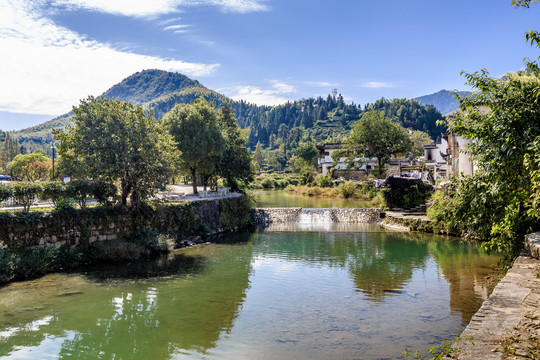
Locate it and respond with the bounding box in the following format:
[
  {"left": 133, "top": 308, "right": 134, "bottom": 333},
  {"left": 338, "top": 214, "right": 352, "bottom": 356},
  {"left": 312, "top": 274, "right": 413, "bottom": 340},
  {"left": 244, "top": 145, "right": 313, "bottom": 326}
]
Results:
[{"left": 191, "top": 167, "right": 198, "bottom": 195}]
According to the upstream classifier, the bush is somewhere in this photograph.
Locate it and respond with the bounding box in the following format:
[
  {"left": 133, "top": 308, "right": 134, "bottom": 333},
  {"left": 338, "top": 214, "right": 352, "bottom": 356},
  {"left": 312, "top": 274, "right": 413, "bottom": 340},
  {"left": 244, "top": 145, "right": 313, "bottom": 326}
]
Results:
[
  {"left": 53, "top": 198, "right": 76, "bottom": 213},
  {"left": 11, "top": 182, "right": 42, "bottom": 212},
  {"left": 0, "top": 184, "right": 13, "bottom": 203},
  {"left": 337, "top": 181, "right": 358, "bottom": 198},
  {"left": 66, "top": 180, "right": 94, "bottom": 208},
  {"left": 315, "top": 174, "right": 332, "bottom": 187},
  {"left": 92, "top": 180, "right": 117, "bottom": 206},
  {"left": 39, "top": 181, "right": 66, "bottom": 206},
  {"left": 261, "top": 177, "right": 276, "bottom": 189}
]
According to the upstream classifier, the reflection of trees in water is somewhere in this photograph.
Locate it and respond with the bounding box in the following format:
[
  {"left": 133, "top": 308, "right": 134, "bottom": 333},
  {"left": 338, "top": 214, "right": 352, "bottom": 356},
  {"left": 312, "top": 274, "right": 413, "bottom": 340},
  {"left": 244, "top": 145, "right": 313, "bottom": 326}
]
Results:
[
  {"left": 254, "top": 231, "right": 430, "bottom": 302},
  {"left": 0, "top": 237, "right": 255, "bottom": 360},
  {"left": 428, "top": 240, "right": 502, "bottom": 324},
  {"left": 346, "top": 233, "right": 429, "bottom": 302}
]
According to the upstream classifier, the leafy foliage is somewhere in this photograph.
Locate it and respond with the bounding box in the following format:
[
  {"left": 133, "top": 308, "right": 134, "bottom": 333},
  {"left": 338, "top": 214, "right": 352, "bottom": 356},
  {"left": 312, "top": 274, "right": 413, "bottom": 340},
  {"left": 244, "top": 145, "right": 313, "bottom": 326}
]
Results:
[
  {"left": 7, "top": 152, "right": 51, "bottom": 182},
  {"left": 55, "top": 96, "right": 175, "bottom": 206},
  {"left": 345, "top": 111, "right": 413, "bottom": 178},
  {"left": 11, "top": 182, "right": 42, "bottom": 212},
  {"left": 163, "top": 97, "right": 225, "bottom": 194},
  {"left": 39, "top": 181, "right": 65, "bottom": 206}
]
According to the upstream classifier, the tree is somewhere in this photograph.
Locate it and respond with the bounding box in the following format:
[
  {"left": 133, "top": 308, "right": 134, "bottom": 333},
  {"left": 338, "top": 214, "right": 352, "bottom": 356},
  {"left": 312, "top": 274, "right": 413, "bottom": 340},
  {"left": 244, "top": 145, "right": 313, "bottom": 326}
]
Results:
[
  {"left": 55, "top": 96, "right": 175, "bottom": 206},
  {"left": 410, "top": 130, "right": 433, "bottom": 161},
  {"left": 347, "top": 111, "right": 412, "bottom": 177},
  {"left": 0, "top": 133, "right": 19, "bottom": 171},
  {"left": 215, "top": 104, "right": 254, "bottom": 190},
  {"left": 295, "top": 142, "right": 318, "bottom": 166},
  {"left": 7, "top": 152, "right": 51, "bottom": 182},
  {"left": 253, "top": 141, "right": 265, "bottom": 170},
  {"left": 428, "top": 0, "right": 540, "bottom": 267},
  {"left": 163, "top": 98, "right": 225, "bottom": 195}
]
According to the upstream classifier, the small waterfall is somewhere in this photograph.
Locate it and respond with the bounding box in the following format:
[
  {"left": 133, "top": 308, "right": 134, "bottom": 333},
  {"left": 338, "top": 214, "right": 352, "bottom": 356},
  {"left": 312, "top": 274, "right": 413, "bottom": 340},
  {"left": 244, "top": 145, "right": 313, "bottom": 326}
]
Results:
[{"left": 297, "top": 209, "right": 336, "bottom": 224}]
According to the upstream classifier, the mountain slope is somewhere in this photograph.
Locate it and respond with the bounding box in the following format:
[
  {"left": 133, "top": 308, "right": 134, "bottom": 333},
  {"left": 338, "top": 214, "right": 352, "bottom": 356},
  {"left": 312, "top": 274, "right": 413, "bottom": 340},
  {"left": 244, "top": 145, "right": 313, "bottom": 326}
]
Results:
[
  {"left": 11, "top": 70, "right": 448, "bottom": 153},
  {"left": 101, "top": 69, "right": 202, "bottom": 105},
  {"left": 413, "top": 89, "right": 469, "bottom": 115}
]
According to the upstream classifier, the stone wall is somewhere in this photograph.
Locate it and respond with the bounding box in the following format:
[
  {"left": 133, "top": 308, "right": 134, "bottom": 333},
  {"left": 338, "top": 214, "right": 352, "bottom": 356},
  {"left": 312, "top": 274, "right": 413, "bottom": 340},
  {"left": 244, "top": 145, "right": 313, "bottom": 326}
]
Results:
[
  {"left": 452, "top": 231, "right": 540, "bottom": 359},
  {"left": 254, "top": 207, "right": 381, "bottom": 227},
  {"left": 0, "top": 196, "right": 253, "bottom": 249}
]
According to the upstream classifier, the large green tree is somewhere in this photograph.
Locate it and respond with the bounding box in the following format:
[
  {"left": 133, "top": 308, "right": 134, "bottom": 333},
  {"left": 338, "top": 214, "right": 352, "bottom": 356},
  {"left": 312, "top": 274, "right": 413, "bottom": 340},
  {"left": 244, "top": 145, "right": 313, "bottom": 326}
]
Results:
[
  {"left": 428, "top": 0, "right": 540, "bottom": 266},
  {"left": 346, "top": 111, "right": 412, "bottom": 177},
  {"left": 55, "top": 96, "right": 175, "bottom": 205},
  {"left": 163, "top": 98, "right": 225, "bottom": 195},
  {"left": 215, "top": 104, "right": 254, "bottom": 190}
]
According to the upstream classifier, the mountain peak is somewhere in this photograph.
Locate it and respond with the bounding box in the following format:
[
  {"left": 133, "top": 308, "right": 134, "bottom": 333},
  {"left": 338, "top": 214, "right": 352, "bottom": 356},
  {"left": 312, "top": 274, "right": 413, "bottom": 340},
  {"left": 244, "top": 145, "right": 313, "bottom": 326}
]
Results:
[{"left": 100, "top": 69, "right": 203, "bottom": 105}]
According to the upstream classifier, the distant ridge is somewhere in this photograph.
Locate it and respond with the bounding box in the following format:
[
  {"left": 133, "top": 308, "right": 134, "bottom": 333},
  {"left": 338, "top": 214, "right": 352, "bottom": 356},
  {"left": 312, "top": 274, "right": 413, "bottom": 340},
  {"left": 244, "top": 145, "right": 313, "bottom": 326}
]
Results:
[
  {"left": 11, "top": 69, "right": 449, "bottom": 152},
  {"left": 413, "top": 89, "right": 470, "bottom": 115}
]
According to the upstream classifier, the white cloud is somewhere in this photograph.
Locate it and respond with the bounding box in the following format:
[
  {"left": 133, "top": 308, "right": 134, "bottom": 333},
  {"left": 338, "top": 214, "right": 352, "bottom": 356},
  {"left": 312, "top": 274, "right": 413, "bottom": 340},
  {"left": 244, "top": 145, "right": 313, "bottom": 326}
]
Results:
[
  {"left": 48, "top": 0, "right": 269, "bottom": 17},
  {"left": 223, "top": 80, "right": 296, "bottom": 106},
  {"left": 163, "top": 24, "right": 190, "bottom": 31},
  {"left": 361, "top": 82, "right": 393, "bottom": 88},
  {"left": 306, "top": 81, "right": 337, "bottom": 88},
  {"left": 0, "top": 1, "right": 219, "bottom": 115}
]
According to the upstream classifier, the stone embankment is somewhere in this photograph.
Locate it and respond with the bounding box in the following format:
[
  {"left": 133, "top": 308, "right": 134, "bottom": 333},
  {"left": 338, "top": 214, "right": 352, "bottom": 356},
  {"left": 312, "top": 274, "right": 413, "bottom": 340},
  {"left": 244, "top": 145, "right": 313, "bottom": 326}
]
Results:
[
  {"left": 253, "top": 208, "right": 381, "bottom": 227},
  {"left": 451, "top": 232, "right": 540, "bottom": 359},
  {"left": 0, "top": 196, "right": 252, "bottom": 249}
]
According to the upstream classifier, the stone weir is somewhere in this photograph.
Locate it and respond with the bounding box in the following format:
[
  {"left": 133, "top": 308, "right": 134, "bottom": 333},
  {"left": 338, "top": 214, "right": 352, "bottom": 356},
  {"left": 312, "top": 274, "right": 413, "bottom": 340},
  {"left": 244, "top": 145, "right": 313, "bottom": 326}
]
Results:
[{"left": 254, "top": 208, "right": 381, "bottom": 227}]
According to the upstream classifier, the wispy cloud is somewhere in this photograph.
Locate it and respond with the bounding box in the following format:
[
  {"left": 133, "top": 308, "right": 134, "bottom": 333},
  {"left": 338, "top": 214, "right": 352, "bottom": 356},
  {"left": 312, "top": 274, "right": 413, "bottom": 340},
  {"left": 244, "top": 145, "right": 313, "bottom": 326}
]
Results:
[
  {"left": 222, "top": 80, "right": 296, "bottom": 106},
  {"left": 0, "top": 1, "right": 219, "bottom": 115},
  {"left": 163, "top": 24, "right": 190, "bottom": 31},
  {"left": 306, "top": 81, "right": 337, "bottom": 88},
  {"left": 361, "top": 81, "right": 393, "bottom": 88},
  {"left": 48, "top": 0, "right": 269, "bottom": 17}
]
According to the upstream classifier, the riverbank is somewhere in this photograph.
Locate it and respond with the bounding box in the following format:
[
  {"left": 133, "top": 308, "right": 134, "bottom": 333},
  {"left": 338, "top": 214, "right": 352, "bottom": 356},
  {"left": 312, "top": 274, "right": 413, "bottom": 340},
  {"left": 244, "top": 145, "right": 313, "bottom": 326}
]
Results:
[
  {"left": 384, "top": 212, "right": 540, "bottom": 358},
  {"left": 0, "top": 195, "right": 253, "bottom": 286},
  {"left": 450, "top": 232, "right": 540, "bottom": 359}
]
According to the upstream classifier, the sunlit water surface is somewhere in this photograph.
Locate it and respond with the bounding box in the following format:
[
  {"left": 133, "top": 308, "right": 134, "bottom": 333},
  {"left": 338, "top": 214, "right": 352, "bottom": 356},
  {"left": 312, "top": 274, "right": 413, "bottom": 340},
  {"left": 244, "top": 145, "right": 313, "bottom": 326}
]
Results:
[
  {"left": 0, "top": 227, "right": 502, "bottom": 360},
  {"left": 253, "top": 189, "right": 374, "bottom": 208}
]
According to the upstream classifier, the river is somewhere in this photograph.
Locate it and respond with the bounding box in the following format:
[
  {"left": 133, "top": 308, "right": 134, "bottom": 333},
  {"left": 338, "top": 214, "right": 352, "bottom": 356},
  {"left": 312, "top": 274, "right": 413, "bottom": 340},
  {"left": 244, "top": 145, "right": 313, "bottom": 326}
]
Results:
[{"left": 0, "top": 224, "right": 501, "bottom": 359}]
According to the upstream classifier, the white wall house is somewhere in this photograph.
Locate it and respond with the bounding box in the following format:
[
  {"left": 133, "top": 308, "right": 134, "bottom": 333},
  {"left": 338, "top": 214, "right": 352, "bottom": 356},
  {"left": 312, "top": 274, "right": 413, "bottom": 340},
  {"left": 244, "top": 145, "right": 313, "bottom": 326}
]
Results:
[
  {"left": 316, "top": 144, "right": 411, "bottom": 178},
  {"left": 423, "top": 133, "right": 475, "bottom": 180}
]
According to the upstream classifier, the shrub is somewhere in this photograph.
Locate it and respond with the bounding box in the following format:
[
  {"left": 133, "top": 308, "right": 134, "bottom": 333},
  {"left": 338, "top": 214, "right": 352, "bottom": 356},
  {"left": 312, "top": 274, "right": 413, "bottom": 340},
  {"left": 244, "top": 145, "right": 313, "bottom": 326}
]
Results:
[
  {"left": 315, "top": 174, "right": 332, "bottom": 187},
  {"left": 0, "top": 184, "right": 13, "bottom": 203},
  {"left": 53, "top": 198, "right": 76, "bottom": 213},
  {"left": 284, "top": 184, "right": 295, "bottom": 192},
  {"left": 261, "top": 177, "right": 276, "bottom": 189},
  {"left": 92, "top": 180, "right": 117, "bottom": 206},
  {"left": 337, "top": 181, "right": 358, "bottom": 198},
  {"left": 39, "top": 181, "right": 66, "bottom": 206},
  {"left": 11, "top": 182, "right": 42, "bottom": 212},
  {"left": 66, "top": 180, "right": 94, "bottom": 208}
]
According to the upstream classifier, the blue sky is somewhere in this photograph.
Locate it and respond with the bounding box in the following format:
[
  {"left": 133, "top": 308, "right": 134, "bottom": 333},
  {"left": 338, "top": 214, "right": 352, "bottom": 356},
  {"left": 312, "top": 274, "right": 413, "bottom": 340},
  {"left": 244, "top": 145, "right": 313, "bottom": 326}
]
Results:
[{"left": 1, "top": 0, "right": 539, "bottom": 131}]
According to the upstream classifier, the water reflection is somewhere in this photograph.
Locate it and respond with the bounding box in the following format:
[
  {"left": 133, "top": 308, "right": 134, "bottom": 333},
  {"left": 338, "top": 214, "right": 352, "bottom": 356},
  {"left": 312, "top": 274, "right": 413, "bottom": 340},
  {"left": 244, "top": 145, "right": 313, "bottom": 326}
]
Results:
[
  {"left": 0, "top": 241, "right": 255, "bottom": 359},
  {"left": 0, "top": 229, "right": 501, "bottom": 360},
  {"left": 253, "top": 190, "right": 373, "bottom": 208}
]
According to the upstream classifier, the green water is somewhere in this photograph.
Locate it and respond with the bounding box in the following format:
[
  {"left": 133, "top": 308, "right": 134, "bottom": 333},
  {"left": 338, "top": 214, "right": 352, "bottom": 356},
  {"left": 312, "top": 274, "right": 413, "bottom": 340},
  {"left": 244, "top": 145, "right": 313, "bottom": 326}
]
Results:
[
  {"left": 253, "top": 189, "right": 374, "bottom": 208},
  {"left": 0, "top": 228, "right": 501, "bottom": 359}
]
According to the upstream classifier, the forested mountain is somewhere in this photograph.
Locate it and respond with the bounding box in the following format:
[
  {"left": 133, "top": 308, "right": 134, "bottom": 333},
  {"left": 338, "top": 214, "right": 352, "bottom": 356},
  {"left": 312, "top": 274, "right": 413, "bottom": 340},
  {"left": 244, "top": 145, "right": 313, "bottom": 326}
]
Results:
[
  {"left": 8, "top": 70, "right": 447, "bottom": 155},
  {"left": 101, "top": 69, "right": 203, "bottom": 105},
  {"left": 413, "top": 89, "right": 470, "bottom": 115}
]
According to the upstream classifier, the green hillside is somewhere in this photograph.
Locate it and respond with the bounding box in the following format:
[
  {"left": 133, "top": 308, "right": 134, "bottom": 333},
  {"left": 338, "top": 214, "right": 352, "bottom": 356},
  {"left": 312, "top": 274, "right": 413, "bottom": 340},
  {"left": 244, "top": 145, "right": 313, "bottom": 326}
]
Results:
[
  {"left": 101, "top": 69, "right": 202, "bottom": 105},
  {"left": 8, "top": 70, "right": 447, "bottom": 155}
]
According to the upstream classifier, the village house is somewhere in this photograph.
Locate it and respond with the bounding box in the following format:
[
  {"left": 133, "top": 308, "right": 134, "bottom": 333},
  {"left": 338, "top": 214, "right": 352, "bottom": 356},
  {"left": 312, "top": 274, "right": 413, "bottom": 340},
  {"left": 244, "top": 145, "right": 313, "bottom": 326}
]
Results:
[
  {"left": 316, "top": 143, "right": 412, "bottom": 179},
  {"left": 423, "top": 133, "right": 475, "bottom": 180}
]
